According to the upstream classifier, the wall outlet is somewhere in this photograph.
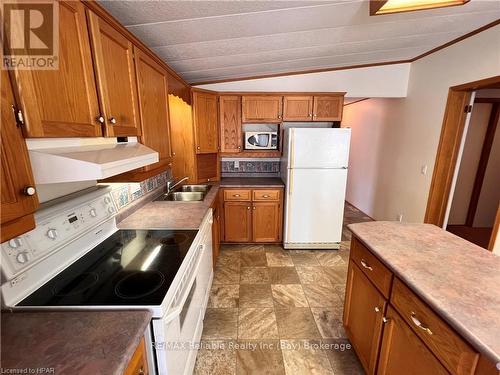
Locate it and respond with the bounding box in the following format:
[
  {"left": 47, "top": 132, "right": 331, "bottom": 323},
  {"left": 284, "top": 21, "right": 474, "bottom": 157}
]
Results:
[
  {"left": 234, "top": 160, "right": 240, "bottom": 169},
  {"left": 397, "top": 214, "right": 403, "bottom": 222}
]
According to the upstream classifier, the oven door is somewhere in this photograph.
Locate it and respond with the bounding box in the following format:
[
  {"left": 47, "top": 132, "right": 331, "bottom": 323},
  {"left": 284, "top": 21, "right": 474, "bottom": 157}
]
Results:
[{"left": 152, "top": 215, "right": 213, "bottom": 375}]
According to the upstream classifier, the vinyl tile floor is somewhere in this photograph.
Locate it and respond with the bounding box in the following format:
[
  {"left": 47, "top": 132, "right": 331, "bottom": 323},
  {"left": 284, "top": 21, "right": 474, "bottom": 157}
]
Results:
[{"left": 194, "top": 203, "right": 372, "bottom": 375}]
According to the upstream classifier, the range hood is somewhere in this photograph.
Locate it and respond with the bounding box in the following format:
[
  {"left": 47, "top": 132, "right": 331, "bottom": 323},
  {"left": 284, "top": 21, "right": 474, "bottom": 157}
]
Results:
[{"left": 26, "top": 138, "right": 159, "bottom": 184}]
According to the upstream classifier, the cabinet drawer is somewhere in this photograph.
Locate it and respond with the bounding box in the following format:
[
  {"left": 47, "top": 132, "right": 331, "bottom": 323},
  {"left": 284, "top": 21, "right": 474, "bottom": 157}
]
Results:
[
  {"left": 350, "top": 238, "right": 393, "bottom": 298},
  {"left": 252, "top": 189, "right": 281, "bottom": 201},
  {"left": 391, "top": 279, "right": 479, "bottom": 375},
  {"left": 224, "top": 189, "right": 251, "bottom": 201}
]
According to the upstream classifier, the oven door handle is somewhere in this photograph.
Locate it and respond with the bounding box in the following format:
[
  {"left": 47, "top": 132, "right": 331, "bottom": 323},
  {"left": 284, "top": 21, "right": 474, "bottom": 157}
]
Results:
[{"left": 163, "top": 243, "right": 205, "bottom": 324}]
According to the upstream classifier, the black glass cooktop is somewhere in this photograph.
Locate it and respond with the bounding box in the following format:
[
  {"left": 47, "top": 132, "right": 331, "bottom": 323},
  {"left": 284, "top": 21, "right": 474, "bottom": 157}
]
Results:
[{"left": 19, "top": 229, "right": 198, "bottom": 306}]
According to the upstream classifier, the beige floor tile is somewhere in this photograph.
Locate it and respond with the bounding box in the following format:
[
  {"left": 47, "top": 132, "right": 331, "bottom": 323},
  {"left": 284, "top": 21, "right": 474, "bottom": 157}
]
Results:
[
  {"left": 296, "top": 266, "right": 331, "bottom": 285},
  {"left": 311, "top": 307, "right": 346, "bottom": 339},
  {"left": 290, "top": 252, "right": 320, "bottom": 266},
  {"left": 194, "top": 340, "right": 236, "bottom": 375},
  {"left": 268, "top": 267, "right": 301, "bottom": 284},
  {"left": 236, "top": 340, "right": 285, "bottom": 375},
  {"left": 213, "top": 263, "right": 240, "bottom": 285},
  {"left": 266, "top": 252, "right": 294, "bottom": 267},
  {"left": 216, "top": 251, "right": 240, "bottom": 267},
  {"left": 239, "top": 284, "right": 274, "bottom": 307},
  {"left": 238, "top": 308, "right": 279, "bottom": 339},
  {"left": 203, "top": 308, "right": 238, "bottom": 339},
  {"left": 275, "top": 308, "right": 321, "bottom": 339},
  {"left": 264, "top": 244, "right": 288, "bottom": 254},
  {"left": 322, "top": 265, "right": 348, "bottom": 286},
  {"left": 238, "top": 244, "right": 265, "bottom": 253},
  {"left": 302, "top": 283, "right": 342, "bottom": 308},
  {"left": 240, "top": 267, "right": 270, "bottom": 284},
  {"left": 208, "top": 285, "right": 239, "bottom": 308},
  {"left": 271, "top": 284, "right": 309, "bottom": 307},
  {"left": 240, "top": 252, "right": 267, "bottom": 267},
  {"left": 315, "top": 251, "right": 345, "bottom": 267},
  {"left": 322, "top": 339, "right": 365, "bottom": 375},
  {"left": 280, "top": 339, "right": 334, "bottom": 375}
]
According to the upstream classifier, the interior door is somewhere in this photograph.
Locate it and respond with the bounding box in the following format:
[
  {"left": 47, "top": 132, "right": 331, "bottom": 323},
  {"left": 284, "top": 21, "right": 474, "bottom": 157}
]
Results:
[
  {"left": 1, "top": 70, "right": 39, "bottom": 241},
  {"left": 219, "top": 95, "right": 242, "bottom": 153},
  {"left": 343, "top": 261, "right": 387, "bottom": 375},
  {"left": 285, "top": 168, "right": 347, "bottom": 244},
  {"left": 88, "top": 11, "right": 141, "bottom": 137},
  {"left": 134, "top": 47, "right": 171, "bottom": 171},
  {"left": 377, "top": 307, "right": 449, "bottom": 375},
  {"left": 252, "top": 202, "right": 281, "bottom": 242},
  {"left": 224, "top": 202, "right": 252, "bottom": 242},
  {"left": 9, "top": 1, "right": 101, "bottom": 137},
  {"left": 283, "top": 96, "right": 313, "bottom": 121},
  {"left": 313, "top": 95, "right": 344, "bottom": 121}
]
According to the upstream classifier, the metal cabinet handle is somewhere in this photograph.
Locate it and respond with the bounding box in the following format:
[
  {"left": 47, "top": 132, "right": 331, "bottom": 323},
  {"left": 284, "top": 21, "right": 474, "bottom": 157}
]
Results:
[
  {"left": 197, "top": 146, "right": 200, "bottom": 150},
  {"left": 374, "top": 306, "right": 380, "bottom": 313},
  {"left": 262, "top": 195, "right": 270, "bottom": 198},
  {"left": 237, "top": 146, "right": 241, "bottom": 149},
  {"left": 96, "top": 116, "right": 105, "bottom": 124},
  {"left": 360, "top": 259, "right": 373, "bottom": 271},
  {"left": 138, "top": 366, "right": 145, "bottom": 374},
  {"left": 313, "top": 114, "right": 317, "bottom": 117},
  {"left": 24, "top": 186, "right": 36, "bottom": 196},
  {"left": 410, "top": 312, "right": 433, "bottom": 335},
  {"left": 108, "top": 117, "right": 117, "bottom": 125},
  {"left": 247, "top": 206, "right": 250, "bottom": 210},
  {"left": 234, "top": 194, "right": 241, "bottom": 197},
  {"left": 252, "top": 206, "right": 256, "bottom": 210},
  {"left": 309, "top": 113, "right": 312, "bottom": 117},
  {"left": 382, "top": 317, "right": 390, "bottom": 324}
]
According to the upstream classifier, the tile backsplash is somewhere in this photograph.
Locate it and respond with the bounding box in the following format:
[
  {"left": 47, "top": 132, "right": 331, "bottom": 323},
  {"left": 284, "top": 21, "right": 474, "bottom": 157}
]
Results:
[{"left": 221, "top": 159, "right": 280, "bottom": 177}]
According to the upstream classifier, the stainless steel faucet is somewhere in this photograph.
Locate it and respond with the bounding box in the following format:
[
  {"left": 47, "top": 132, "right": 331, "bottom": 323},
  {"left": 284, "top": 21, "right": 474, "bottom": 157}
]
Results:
[{"left": 167, "top": 176, "right": 189, "bottom": 193}]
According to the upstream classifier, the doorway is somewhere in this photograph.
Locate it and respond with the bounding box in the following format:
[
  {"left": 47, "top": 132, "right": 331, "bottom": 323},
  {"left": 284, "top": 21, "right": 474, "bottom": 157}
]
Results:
[{"left": 425, "top": 75, "right": 500, "bottom": 252}]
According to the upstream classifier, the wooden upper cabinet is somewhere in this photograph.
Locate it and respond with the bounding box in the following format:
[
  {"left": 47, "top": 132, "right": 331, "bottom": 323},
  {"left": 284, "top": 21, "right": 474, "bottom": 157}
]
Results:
[
  {"left": 192, "top": 91, "right": 218, "bottom": 153},
  {"left": 283, "top": 96, "right": 313, "bottom": 121},
  {"left": 313, "top": 95, "right": 344, "bottom": 121},
  {"left": 134, "top": 47, "right": 171, "bottom": 171},
  {"left": 219, "top": 95, "right": 242, "bottom": 153},
  {"left": 343, "top": 260, "right": 387, "bottom": 375},
  {"left": 242, "top": 95, "right": 283, "bottom": 123},
  {"left": 88, "top": 11, "right": 140, "bottom": 137},
  {"left": 9, "top": 1, "right": 101, "bottom": 137},
  {"left": 252, "top": 202, "right": 281, "bottom": 242},
  {"left": 377, "top": 307, "right": 449, "bottom": 375},
  {"left": 1, "top": 70, "right": 39, "bottom": 242}
]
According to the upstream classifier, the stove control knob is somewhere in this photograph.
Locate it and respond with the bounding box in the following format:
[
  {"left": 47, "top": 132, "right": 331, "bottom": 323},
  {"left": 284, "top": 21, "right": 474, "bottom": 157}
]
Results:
[
  {"left": 104, "top": 196, "right": 112, "bottom": 204},
  {"left": 16, "top": 251, "right": 30, "bottom": 264},
  {"left": 46, "top": 228, "right": 58, "bottom": 240},
  {"left": 107, "top": 206, "right": 115, "bottom": 214},
  {"left": 8, "top": 238, "right": 23, "bottom": 249},
  {"left": 89, "top": 208, "right": 97, "bottom": 217}
]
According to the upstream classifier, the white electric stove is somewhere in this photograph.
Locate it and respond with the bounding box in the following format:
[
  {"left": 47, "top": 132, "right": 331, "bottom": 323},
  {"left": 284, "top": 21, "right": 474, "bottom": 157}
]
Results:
[{"left": 0, "top": 186, "right": 214, "bottom": 375}]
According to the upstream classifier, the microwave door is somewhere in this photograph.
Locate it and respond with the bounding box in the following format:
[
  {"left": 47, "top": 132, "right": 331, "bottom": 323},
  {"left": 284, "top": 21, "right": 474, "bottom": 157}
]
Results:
[{"left": 248, "top": 134, "right": 269, "bottom": 148}]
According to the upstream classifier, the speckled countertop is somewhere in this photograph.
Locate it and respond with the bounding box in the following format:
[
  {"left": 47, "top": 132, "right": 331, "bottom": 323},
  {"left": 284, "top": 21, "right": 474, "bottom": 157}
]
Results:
[
  {"left": 1, "top": 310, "right": 151, "bottom": 375},
  {"left": 220, "top": 177, "right": 284, "bottom": 187},
  {"left": 117, "top": 183, "right": 220, "bottom": 230},
  {"left": 348, "top": 221, "right": 500, "bottom": 366}
]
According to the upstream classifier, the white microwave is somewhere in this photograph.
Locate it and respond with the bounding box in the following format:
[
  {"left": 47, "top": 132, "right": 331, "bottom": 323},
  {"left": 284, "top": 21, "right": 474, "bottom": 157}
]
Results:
[{"left": 245, "top": 131, "right": 278, "bottom": 150}]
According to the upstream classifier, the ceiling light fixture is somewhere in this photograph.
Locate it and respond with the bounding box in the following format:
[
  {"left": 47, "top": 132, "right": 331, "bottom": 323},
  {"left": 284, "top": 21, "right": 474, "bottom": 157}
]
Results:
[{"left": 370, "top": 0, "right": 469, "bottom": 15}]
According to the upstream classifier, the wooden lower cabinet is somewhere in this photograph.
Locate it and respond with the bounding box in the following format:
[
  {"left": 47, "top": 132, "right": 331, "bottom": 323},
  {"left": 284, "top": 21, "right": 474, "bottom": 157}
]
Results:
[
  {"left": 377, "top": 307, "right": 448, "bottom": 375},
  {"left": 211, "top": 191, "right": 221, "bottom": 267},
  {"left": 343, "top": 260, "right": 386, "bottom": 375},
  {"left": 124, "top": 337, "right": 148, "bottom": 375},
  {"left": 222, "top": 188, "right": 283, "bottom": 243}
]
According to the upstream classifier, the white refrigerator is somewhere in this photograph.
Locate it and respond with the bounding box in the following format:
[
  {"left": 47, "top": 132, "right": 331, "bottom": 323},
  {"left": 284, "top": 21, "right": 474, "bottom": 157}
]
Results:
[{"left": 281, "top": 128, "right": 351, "bottom": 249}]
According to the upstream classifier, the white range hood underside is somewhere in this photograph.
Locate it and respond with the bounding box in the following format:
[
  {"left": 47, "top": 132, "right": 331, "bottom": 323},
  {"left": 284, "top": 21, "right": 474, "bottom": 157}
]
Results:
[{"left": 26, "top": 138, "right": 159, "bottom": 184}]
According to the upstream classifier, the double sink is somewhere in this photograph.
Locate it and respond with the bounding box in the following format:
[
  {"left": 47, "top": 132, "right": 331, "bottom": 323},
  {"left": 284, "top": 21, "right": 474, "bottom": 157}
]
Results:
[{"left": 155, "top": 184, "right": 212, "bottom": 202}]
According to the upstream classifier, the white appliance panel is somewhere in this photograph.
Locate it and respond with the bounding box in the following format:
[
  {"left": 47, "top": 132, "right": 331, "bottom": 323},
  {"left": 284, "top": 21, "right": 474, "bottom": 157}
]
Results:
[
  {"left": 284, "top": 168, "right": 347, "bottom": 246},
  {"left": 285, "top": 128, "right": 351, "bottom": 169}
]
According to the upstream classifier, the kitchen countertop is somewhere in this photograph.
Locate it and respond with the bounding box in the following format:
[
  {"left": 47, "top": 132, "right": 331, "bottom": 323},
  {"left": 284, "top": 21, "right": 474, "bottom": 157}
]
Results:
[
  {"left": 348, "top": 221, "right": 500, "bottom": 366},
  {"left": 220, "top": 177, "right": 284, "bottom": 187},
  {"left": 117, "top": 183, "right": 220, "bottom": 230},
  {"left": 1, "top": 310, "right": 152, "bottom": 375}
]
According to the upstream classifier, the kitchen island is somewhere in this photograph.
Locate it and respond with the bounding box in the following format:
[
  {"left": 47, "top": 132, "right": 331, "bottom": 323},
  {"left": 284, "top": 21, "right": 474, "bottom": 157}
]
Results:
[{"left": 345, "top": 221, "right": 500, "bottom": 375}]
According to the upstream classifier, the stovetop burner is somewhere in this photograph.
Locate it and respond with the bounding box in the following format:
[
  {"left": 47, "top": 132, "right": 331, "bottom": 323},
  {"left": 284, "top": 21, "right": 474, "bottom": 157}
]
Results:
[
  {"left": 115, "top": 270, "right": 165, "bottom": 299},
  {"left": 18, "top": 229, "right": 198, "bottom": 307}
]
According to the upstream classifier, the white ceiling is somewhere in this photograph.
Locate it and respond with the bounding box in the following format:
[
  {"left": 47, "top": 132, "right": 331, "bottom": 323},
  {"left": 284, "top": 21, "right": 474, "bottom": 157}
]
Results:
[{"left": 99, "top": 0, "right": 500, "bottom": 84}]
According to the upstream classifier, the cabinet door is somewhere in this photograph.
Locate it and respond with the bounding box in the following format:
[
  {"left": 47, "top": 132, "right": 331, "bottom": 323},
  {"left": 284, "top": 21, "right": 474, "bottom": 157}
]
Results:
[
  {"left": 211, "top": 193, "right": 221, "bottom": 267},
  {"left": 193, "top": 91, "right": 218, "bottom": 153},
  {"left": 224, "top": 202, "right": 252, "bottom": 242},
  {"left": 9, "top": 1, "right": 101, "bottom": 137},
  {"left": 219, "top": 95, "right": 242, "bottom": 153},
  {"left": 1, "top": 70, "right": 39, "bottom": 242},
  {"left": 377, "top": 307, "right": 449, "bottom": 375},
  {"left": 343, "top": 260, "right": 387, "bottom": 375},
  {"left": 242, "top": 96, "right": 283, "bottom": 123},
  {"left": 283, "top": 96, "right": 313, "bottom": 121},
  {"left": 88, "top": 11, "right": 140, "bottom": 137},
  {"left": 313, "top": 96, "right": 344, "bottom": 121},
  {"left": 134, "top": 47, "right": 171, "bottom": 171},
  {"left": 124, "top": 337, "right": 149, "bottom": 375},
  {"left": 252, "top": 202, "right": 281, "bottom": 242}
]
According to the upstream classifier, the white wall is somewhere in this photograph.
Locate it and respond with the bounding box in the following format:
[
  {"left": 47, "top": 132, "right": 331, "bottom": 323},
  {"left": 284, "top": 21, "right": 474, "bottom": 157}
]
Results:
[
  {"left": 448, "top": 103, "right": 492, "bottom": 225},
  {"left": 197, "top": 63, "right": 411, "bottom": 98}
]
